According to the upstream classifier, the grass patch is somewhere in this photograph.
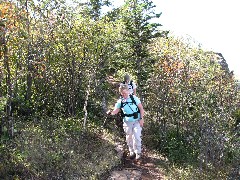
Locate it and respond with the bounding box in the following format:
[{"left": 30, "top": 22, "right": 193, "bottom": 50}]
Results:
[{"left": 0, "top": 117, "right": 121, "bottom": 179}]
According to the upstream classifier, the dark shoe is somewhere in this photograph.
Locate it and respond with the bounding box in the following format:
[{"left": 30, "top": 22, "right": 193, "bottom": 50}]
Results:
[
  {"left": 129, "top": 152, "right": 136, "bottom": 160},
  {"left": 136, "top": 153, "right": 141, "bottom": 160}
]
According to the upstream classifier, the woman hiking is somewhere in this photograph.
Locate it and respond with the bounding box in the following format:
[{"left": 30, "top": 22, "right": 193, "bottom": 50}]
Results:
[{"left": 107, "top": 84, "right": 144, "bottom": 160}]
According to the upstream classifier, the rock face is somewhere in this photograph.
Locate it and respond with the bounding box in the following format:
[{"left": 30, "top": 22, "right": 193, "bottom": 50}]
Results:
[
  {"left": 207, "top": 51, "right": 230, "bottom": 73},
  {"left": 212, "top": 52, "right": 240, "bottom": 90},
  {"left": 215, "top": 52, "right": 230, "bottom": 73},
  {"left": 206, "top": 51, "right": 240, "bottom": 82},
  {"left": 235, "top": 78, "right": 240, "bottom": 90}
]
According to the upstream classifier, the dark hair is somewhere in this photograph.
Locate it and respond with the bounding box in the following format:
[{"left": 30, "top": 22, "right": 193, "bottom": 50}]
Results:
[{"left": 124, "top": 74, "right": 130, "bottom": 81}]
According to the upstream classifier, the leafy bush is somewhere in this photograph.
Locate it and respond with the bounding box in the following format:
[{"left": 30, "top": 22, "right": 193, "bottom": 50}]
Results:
[
  {"left": 0, "top": 117, "right": 120, "bottom": 179},
  {"left": 143, "top": 36, "right": 239, "bottom": 178},
  {"left": 0, "top": 97, "right": 7, "bottom": 113},
  {"left": 233, "top": 108, "right": 240, "bottom": 127}
]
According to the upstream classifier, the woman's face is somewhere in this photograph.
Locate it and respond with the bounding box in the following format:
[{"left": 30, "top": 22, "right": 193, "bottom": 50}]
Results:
[{"left": 121, "top": 89, "right": 129, "bottom": 99}]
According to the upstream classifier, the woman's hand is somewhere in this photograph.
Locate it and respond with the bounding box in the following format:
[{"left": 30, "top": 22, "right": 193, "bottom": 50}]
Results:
[
  {"left": 106, "top": 110, "right": 112, "bottom": 115},
  {"left": 139, "top": 119, "right": 144, "bottom": 127}
]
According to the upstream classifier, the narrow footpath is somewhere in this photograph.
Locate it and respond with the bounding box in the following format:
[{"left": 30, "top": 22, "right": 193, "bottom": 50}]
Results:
[{"left": 107, "top": 143, "right": 166, "bottom": 180}]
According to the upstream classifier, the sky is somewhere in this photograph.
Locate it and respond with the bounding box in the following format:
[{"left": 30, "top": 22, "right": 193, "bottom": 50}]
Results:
[
  {"left": 106, "top": 0, "right": 240, "bottom": 78},
  {"left": 155, "top": 0, "right": 240, "bottom": 78}
]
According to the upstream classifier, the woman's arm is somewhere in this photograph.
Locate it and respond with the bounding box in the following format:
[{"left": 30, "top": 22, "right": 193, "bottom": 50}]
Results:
[
  {"left": 106, "top": 108, "right": 120, "bottom": 115},
  {"left": 137, "top": 103, "right": 144, "bottom": 127},
  {"left": 133, "top": 88, "right": 137, "bottom": 95}
]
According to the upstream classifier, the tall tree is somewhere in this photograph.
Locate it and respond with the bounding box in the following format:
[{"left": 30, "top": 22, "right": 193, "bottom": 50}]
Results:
[
  {"left": 121, "top": 0, "right": 162, "bottom": 98},
  {"left": 0, "top": 2, "right": 21, "bottom": 137},
  {"left": 84, "top": 0, "right": 111, "bottom": 20}
]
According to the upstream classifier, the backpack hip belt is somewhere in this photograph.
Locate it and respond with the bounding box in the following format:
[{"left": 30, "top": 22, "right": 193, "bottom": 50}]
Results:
[{"left": 121, "top": 112, "right": 140, "bottom": 117}]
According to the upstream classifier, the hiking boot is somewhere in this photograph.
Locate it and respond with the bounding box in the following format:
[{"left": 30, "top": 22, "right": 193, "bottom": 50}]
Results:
[
  {"left": 129, "top": 152, "right": 136, "bottom": 160},
  {"left": 136, "top": 153, "right": 141, "bottom": 160}
]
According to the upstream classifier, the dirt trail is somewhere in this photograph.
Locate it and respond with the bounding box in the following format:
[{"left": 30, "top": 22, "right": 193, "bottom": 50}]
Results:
[{"left": 107, "top": 145, "right": 166, "bottom": 180}]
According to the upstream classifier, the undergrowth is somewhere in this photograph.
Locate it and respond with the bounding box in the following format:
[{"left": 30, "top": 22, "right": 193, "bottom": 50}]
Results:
[{"left": 0, "top": 117, "right": 120, "bottom": 179}]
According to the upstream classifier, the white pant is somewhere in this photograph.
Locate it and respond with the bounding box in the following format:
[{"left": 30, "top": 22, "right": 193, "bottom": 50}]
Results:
[{"left": 123, "top": 121, "right": 142, "bottom": 154}]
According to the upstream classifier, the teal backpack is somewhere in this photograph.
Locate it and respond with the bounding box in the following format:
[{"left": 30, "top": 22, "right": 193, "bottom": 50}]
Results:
[{"left": 120, "top": 95, "right": 140, "bottom": 118}]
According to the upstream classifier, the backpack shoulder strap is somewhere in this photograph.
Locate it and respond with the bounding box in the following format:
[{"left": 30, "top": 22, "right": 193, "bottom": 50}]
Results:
[
  {"left": 120, "top": 98, "right": 123, "bottom": 108},
  {"left": 121, "top": 95, "right": 137, "bottom": 106},
  {"left": 120, "top": 95, "right": 135, "bottom": 108},
  {"left": 130, "top": 80, "right": 133, "bottom": 88},
  {"left": 129, "top": 95, "right": 136, "bottom": 105},
  {"left": 130, "top": 95, "right": 140, "bottom": 112}
]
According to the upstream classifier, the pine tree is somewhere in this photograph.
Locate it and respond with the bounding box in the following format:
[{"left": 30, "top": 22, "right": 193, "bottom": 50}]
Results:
[{"left": 121, "top": 0, "right": 163, "bottom": 97}]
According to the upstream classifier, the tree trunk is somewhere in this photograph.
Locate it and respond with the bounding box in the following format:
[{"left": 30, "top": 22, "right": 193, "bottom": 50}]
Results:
[
  {"left": 83, "top": 75, "right": 92, "bottom": 129},
  {"left": 3, "top": 32, "right": 13, "bottom": 137}
]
